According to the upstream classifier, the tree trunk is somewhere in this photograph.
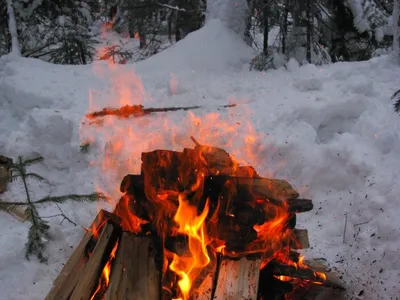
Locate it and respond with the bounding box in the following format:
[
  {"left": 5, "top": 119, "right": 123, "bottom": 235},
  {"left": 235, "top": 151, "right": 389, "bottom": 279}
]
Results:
[
  {"left": 263, "top": 0, "right": 269, "bottom": 54},
  {"left": 244, "top": 0, "right": 255, "bottom": 46},
  {"left": 281, "top": 0, "right": 289, "bottom": 54},
  {"left": 393, "top": 0, "right": 400, "bottom": 63},
  {"left": 6, "top": 0, "right": 20, "bottom": 56},
  {"left": 306, "top": 0, "right": 313, "bottom": 63}
]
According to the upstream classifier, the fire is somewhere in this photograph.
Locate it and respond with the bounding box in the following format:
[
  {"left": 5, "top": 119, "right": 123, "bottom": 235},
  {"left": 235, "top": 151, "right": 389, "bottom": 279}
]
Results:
[
  {"left": 169, "top": 192, "right": 210, "bottom": 300},
  {"left": 81, "top": 39, "right": 326, "bottom": 297}
]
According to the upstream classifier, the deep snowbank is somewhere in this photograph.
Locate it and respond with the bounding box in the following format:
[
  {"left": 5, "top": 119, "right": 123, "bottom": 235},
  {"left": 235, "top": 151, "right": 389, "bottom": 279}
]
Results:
[{"left": 1, "top": 20, "right": 400, "bottom": 300}]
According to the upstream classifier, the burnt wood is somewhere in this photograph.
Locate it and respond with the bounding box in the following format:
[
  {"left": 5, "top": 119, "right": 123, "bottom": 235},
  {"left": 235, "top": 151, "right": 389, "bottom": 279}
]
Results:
[{"left": 287, "top": 199, "right": 313, "bottom": 213}]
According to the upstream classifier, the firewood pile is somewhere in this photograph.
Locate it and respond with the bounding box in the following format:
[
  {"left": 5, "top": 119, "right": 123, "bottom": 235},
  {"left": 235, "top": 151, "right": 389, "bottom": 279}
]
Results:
[{"left": 45, "top": 138, "right": 345, "bottom": 300}]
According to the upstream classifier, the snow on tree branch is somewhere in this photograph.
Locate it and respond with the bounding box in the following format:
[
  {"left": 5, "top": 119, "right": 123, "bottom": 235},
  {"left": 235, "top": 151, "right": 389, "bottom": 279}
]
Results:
[
  {"left": 206, "top": 0, "right": 248, "bottom": 35},
  {"left": 7, "top": 0, "right": 21, "bottom": 56},
  {"left": 344, "top": 0, "right": 389, "bottom": 42}
]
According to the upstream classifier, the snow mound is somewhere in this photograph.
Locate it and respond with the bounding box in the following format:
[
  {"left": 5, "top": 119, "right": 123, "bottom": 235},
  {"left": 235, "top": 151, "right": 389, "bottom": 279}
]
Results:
[
  {"left": 136, "top": 19, "right": 255, "bottom": 75},
  {"left": 293, "top": 77, "right": 323, "bottom": 91}
]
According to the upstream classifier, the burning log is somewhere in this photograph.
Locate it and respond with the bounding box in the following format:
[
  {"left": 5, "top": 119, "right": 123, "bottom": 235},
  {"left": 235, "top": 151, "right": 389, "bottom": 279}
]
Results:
[
  {"left": 46, "top": 141, "right": 345, "bottom": 300},
  {"left": 213, "top": 256, "right": 262, "bottom": 300},
  {"left": 69, "top": 223, "right": 121, "bottom": 300},
  {"left": 287, "top": 199, "right": 313, "bottom": 213},
  {"left": 45, "top": 210, "right": 121, "bottom": 300},
  {"left": 291, "top": 229, "right": 310, "bottom": 249},
  {"left": 104, "top": 232, "right": 161, "bottom": 300},
  {"left": 85, "top": 104, "right": 236, "bottom": 120}
]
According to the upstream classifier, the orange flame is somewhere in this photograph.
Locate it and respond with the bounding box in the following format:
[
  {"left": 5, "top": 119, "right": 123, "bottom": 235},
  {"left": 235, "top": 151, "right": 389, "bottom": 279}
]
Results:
[{"left": 169, "top": 193, "right": 210, "bottom": 300}]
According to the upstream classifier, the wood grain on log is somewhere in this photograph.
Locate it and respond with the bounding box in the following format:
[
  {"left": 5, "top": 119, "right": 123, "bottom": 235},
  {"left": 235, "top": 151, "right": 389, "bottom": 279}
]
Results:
[
  {"left": 213, "top": 257, "right": 261, "bottom": 300},
  {"left": 190, "top": 248, "right": 218, "bottom": 300},
  {"left": 104, "top": 233, "right": 161, "bottom": 300},
  {"left": 69, "top": 221, "right": 121, "bottom": 300},
  {"left": 291, "top": 229, "right": 310, "bottom": 249},
  {"left": 45, "top": 210, "right": 121, "bottom": 300}
]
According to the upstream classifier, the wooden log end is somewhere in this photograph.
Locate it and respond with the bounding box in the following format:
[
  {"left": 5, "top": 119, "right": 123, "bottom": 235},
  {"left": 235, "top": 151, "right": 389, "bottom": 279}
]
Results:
[
  {"left": 213, "top": 256, "right": 261, "bottom": 300},
  {"left": 291, "top": 229, "right": 310, "bottom": 249}
]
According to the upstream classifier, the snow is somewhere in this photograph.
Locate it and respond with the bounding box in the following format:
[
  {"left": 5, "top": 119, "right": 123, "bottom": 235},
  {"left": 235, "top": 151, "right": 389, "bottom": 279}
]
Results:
[
  {"left": 7, "top": 0, "right": 21, "bottom": 56},
  {"left": 393, "top": 0, "right": 400, "bottom": 64},
  {"left": 1, "top": 17, "right": 400, "bottom": 300},
  {"left": 206, "top": 0, "right": 248, "bottom": 35}
]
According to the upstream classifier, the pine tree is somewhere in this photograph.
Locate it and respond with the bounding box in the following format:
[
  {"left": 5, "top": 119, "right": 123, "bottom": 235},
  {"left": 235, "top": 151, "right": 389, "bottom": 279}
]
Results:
[
  {"left": 393, "top": 0, "right": 400, "bottom": 63},
  {"left": 0, "top": 156, "right": 107, "bottom": 262},
  {"left": 392, "top": 89, "right": 400, "bottom": 113},
  {"left": 3, "top": 0, "right": 98, "bottom": 64}
]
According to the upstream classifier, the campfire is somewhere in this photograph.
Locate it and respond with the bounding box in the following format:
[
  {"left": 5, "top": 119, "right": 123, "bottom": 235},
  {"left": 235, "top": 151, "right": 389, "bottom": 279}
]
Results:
[{"left": 45, "top": 137, "right": 344, "bottom": 300}]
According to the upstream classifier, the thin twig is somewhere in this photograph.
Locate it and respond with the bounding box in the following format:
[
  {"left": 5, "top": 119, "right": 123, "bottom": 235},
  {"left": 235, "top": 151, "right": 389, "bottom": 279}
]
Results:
[
  {"left": 343, "top": 212, "right": 348, "bottom": 244},
  {"left": 354, "top": 220, "right": 371, "bottom": 227},
  {"left": 42, "top": 204, "right": 77, "bottom": 226}
]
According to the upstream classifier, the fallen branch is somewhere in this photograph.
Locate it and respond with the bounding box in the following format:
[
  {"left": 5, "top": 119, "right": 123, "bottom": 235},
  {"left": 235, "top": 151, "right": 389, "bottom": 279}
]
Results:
[{"left": 85, "top": 104, "right": 237, "bottom": 120}]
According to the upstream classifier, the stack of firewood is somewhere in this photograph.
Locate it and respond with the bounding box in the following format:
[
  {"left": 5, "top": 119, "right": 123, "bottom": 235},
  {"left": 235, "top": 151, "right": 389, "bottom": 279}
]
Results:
[{"left": 45, "top": 139, "right": 345, "bottom": 300}]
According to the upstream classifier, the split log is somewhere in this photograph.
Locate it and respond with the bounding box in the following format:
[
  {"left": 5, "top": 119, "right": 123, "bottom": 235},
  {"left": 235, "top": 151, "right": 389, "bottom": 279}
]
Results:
[
  {"left": 69, "top": 220, "right": 121, "bottom": 300},
  {"left": 271, "top": 261, "right": 325, "bottom": 284},
  {"left": 287, "top": 199, "right": 313, "bottom": 213},
  {"left": 45, "top": 210, "right": 121, "bottom": 300},
  {"left": 0, "top": 155, "right": 26, "bottom": 221},
  {"left": 291, "top": 229, "right": 310, "bottom": 249},
  {"left": 304, "top": 259, "right": 346, "bottom": 291},
  {"left": 203, "top": 176, "right": 299, "bottom": 203},
  {"left": 213, "top": 256, "right": 261, "bottom": 300},
  {"left": 191, "top": 248, "right": 218, "bottom": 300},
  {"left": 270, "top": 260, "right": 345, "bottom": 290},
  {"left": 0, "top": 155, "right": 12, "bottom": 193},
  {"left": 104, "top": 233, "right": 161, "bottom": 300}
]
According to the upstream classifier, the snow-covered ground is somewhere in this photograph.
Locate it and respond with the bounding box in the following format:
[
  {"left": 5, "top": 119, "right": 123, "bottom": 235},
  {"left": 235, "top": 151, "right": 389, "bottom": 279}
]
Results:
[{"left": 1, "top": 19, "right": 400, "bottom": 300}]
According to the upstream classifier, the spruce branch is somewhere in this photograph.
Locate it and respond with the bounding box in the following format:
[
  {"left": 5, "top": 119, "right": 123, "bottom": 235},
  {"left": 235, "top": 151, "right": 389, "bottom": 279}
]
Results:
[
  {"left": 391, "top": 89, "right": 400, "bottom": 113},
  {"left": 394, "top": 99, "right": 400, "bottom": 113},
  {"left": 33, "top": 192, "right": 109, "bottom": 205},
  {"left": 25, "top": 206, "right": 50, "bottom": 263},
  {"left": 0, "top": 155, "right": 106, "bottom": 262},
  {"left": 80, "top": 141, "right": 91, "bottom": 153}
]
